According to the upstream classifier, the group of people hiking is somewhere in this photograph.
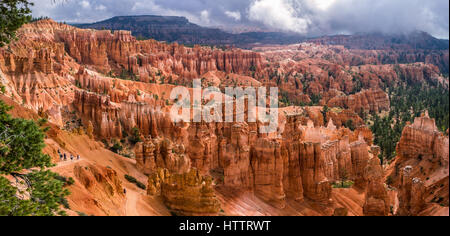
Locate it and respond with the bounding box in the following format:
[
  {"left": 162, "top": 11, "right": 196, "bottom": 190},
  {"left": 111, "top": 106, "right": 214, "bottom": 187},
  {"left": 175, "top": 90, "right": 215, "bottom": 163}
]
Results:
[{"left": 58, "top": 149, "right": 80, "bottom": 162}]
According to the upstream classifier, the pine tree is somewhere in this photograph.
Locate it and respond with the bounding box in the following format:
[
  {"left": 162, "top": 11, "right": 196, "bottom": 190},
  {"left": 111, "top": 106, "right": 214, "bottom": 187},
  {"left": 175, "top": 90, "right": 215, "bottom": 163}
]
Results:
[
  {"left": 0, "top": 0, "right": 33, "bottom": 47},
  {"left": 128, "top": 127, "right": 142, "bottom": 145},
  {"left": 0, "top": 102, "right": 52, "bottom": 173},
  {"left": 1, "top": 101, "right": 70, "bottom": 216}
]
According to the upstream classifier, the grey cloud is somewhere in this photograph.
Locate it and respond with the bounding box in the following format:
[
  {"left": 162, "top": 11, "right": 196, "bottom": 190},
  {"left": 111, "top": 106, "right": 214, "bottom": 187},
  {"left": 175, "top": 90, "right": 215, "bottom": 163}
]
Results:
[
  {"left": 320, "top": 0, "right": 450, "bottom": 38},
  {"left": 30, "top": 0, "right": 449, "bottom": 38}
]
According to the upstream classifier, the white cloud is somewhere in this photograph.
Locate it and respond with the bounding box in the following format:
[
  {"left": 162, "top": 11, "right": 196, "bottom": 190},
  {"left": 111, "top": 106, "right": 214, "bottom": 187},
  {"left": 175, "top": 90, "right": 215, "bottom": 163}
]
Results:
[
  {"left": 200, "top": 10, "right": 211, "bottom": 24},
  {"left": 248, "top": 0, "right": 311, "bottom": 33},
  {"left": 225, "top": 10, "right": 241, "bottom": 21},
  {"left": 95, "top": 4, "right": 107, "bottom": 11},
  {"left": 29, "top": 0, "right": 449, "bottom": 38},
  {"left": 309, "top": 0, "right": 336, "bottom": 11},
  {"left": 79, "top": 1, "right": 91, "bottom": 9}
]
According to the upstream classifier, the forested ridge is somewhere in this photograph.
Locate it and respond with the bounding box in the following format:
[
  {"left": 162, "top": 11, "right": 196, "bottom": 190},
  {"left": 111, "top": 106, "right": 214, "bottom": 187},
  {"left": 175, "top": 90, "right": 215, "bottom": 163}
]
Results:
[{"left": 371, "top": 82, "right": 449, "bottom": 162}]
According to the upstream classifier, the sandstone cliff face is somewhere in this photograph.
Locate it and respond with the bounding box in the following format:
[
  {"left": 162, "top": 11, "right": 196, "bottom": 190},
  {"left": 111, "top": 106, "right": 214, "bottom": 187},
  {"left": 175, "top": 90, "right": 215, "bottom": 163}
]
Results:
[
  {"left": 327, "top": 109, "right": 364, "bottom": 128},
  {"left": 135, "top": 138, "right": 191, "bottom": 175},
  {"left": 396, "top": 113, "right": 448, "bottom": 165},
  {"left": 327, "top": 89, "right": 390, "bottom": 114},
  {"left": 73, "top": 69, "right": 184, "bottom": 141},
  {"left": 0, "top": 39, "right": 75, "bottom": 126},
  {"left": 218, "top": 123, "right": 253, "bottom": 189},
  {"left": 0, "top": 20, "right": 264, "bottom": 130},
  {"left": 397, "top": 166, "right": 426, "bottom": 216},
  {"left": 363, "top": 147, "right": 390, "bottom": 216},
  {"left": 351, "top": 140, "right": 371, "bottom": 190},
  {"left": 55, "top": 23, "right": 263, "bottom": 80},
  {"left": 129, "top": 106, "right": 374, "bottom": 209},
  {"left": 148, "top": 168, "right": 221, "bottom": 216},
  {"left": 298, "top": 142, "right": 332, "bottom": 203},
  {"left": 74, "top": 90, "right": 122, "bottom": 139},
  {"left": 279, "top": 114, "right": 304, "bottom": 190},
  {"left": 251, "top": 138, "right": 286, "bottom": 208},
  {"left": 390, "top": 113, "right": 449, "bottom": 216}
]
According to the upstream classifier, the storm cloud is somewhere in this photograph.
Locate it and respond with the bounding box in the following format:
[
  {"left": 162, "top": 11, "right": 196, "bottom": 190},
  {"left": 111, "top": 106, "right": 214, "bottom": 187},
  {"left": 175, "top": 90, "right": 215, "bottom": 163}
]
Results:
[{"left": 30, "top": 0, "right": 449, "bottom": 38}]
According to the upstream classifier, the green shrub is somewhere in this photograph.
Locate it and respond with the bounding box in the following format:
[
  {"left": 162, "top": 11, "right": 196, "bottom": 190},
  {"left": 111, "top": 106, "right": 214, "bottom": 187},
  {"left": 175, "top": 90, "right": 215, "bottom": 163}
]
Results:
[
  {"left": 60, "top": 197, "right": 70, "bottom": 210},
  {"left": 386, "top": 175, "right": 394, "bottom": 186},
  {"left": 136, "top": 182, "right": 146, "bottom": 190},
  {"left": 332, "top": 181, "right": 354, "bottom": 189},
  {"left": 124, "top": 174, "right": 146, "bottom": 190},
  {"left": 128, "top": 127, "right": 142, "bottom": 145},
  {"left": 67, "top": 177, "right": 75, "bottom": 186},
  {"left": 0, "top": 83, "right": 5, "bottom": 94},
  {"left": 77, "top": 211, "right": 89, "bottom": 217},
  {"left": 125, "top": 174, "right": 137, "bottom": 183},
  {"left": 110, "top": 140, "right": 123, "bottom": 153},
  {"left": 344, "top": 119, "right": 355, "bottom": 131},
  {"left": 55, "top": 174, "right": 76, "bottom": 187}
]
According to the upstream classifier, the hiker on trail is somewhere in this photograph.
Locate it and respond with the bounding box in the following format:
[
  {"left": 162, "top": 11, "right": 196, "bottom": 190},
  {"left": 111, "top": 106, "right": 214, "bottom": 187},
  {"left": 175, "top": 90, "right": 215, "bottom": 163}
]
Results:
[
  {"left": 64, "top": 153, "right": 67, "bottom": 161},
  {"left": 58, "top": 149, "right": 61, "bottom": 155},
  {"left": 59, "top": 153, "right": 63, "bottom": 161},
  {"left": 70, "top": 155, "right": 74, "bottom": 161},
  {"left": 124, "top": 188, "right": 127, "bottom": 195},
  {"left": 77, "top": 155, "right": 80, "bottom": 160}
]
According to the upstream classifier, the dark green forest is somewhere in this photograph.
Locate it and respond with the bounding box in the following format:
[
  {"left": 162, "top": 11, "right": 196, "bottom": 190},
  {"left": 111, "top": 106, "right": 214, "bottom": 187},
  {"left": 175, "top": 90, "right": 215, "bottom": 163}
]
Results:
[{"left": 371, "top": 83, "right": 449, "bottom": 163}]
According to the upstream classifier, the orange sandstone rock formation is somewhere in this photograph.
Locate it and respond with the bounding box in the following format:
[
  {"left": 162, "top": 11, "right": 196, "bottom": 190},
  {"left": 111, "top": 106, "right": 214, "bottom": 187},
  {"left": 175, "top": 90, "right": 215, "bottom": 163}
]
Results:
[
  {"left": 327, "top": 89, "right": 390, "bottom": 114},
  {"left": 135, "top": 138, "right": 191, "bottom": 175},
  {"left": 363, "top": 146, "right": 390, "bottom": 216},
  {"left": 389, "top": 113, "right": 449, "bottom": 216},
  {"left": 351, "top": 140, "right": 371, "bottom": 190},
  {"left": 251, "top": 138, "right": 286, "bottom": 208},
  {"left": 396, "top": 166, "right": 426, "bottom": 216},
  {"left": 147, "top": 168, "right": 221, "bottom": 216}
]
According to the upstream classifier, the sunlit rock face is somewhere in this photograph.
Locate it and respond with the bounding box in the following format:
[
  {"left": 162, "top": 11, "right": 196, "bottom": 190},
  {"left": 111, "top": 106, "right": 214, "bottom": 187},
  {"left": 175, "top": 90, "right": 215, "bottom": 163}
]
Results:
[
  {"left": 396, "top": 166, "right": 426, "bottom": 216},
  {"left": 397, "top": 112, "right": 448, "bottom": 165},
  {"left": 135, "top": 138, "right": 191, "bottom": 175},
  {"left": 326, "top": 89, "right": 390, "bottom": 114},
  {"left": 391, "top": 113, "right": 449, "bottom": 216},
  {"left": 363, "top": 147, "right": 390, "bottom": 216},
  {"left": 147, "top": 168, "right": 221, "bottom": 216}
]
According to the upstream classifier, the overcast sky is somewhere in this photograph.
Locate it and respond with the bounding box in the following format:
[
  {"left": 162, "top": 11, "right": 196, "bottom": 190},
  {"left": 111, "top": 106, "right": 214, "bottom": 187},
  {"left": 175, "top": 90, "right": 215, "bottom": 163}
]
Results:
[{"left": 31, "top": 0, "right": 449, "bottom": 39}]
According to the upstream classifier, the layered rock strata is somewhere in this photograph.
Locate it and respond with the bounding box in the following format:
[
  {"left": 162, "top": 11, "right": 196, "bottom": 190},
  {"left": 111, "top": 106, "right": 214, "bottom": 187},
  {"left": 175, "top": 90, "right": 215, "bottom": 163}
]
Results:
[{"left": 147, "top": 168, "right": 221, "bottom": 216}]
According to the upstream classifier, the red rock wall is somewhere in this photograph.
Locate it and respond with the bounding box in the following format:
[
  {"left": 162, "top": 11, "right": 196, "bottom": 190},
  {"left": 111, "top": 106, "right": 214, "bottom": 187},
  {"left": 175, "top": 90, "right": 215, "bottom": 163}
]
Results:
[
  {"left": 392, "top": 113, "right": 449, "bottom": 215},
  {"left": 327, "top": 89, "right": 390, "bottom": 114},
  {"left": 351, "top": 140, "right": 371, "bottom": 190},
  {"left": 363, "top": 147, "right": 390, "bottom": 216},
  {"left": 397, "top": 166, "right": 426, "bottom": 216},
  {"left": 148, "top": 168, "right": 221, "bottom": 216}
]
